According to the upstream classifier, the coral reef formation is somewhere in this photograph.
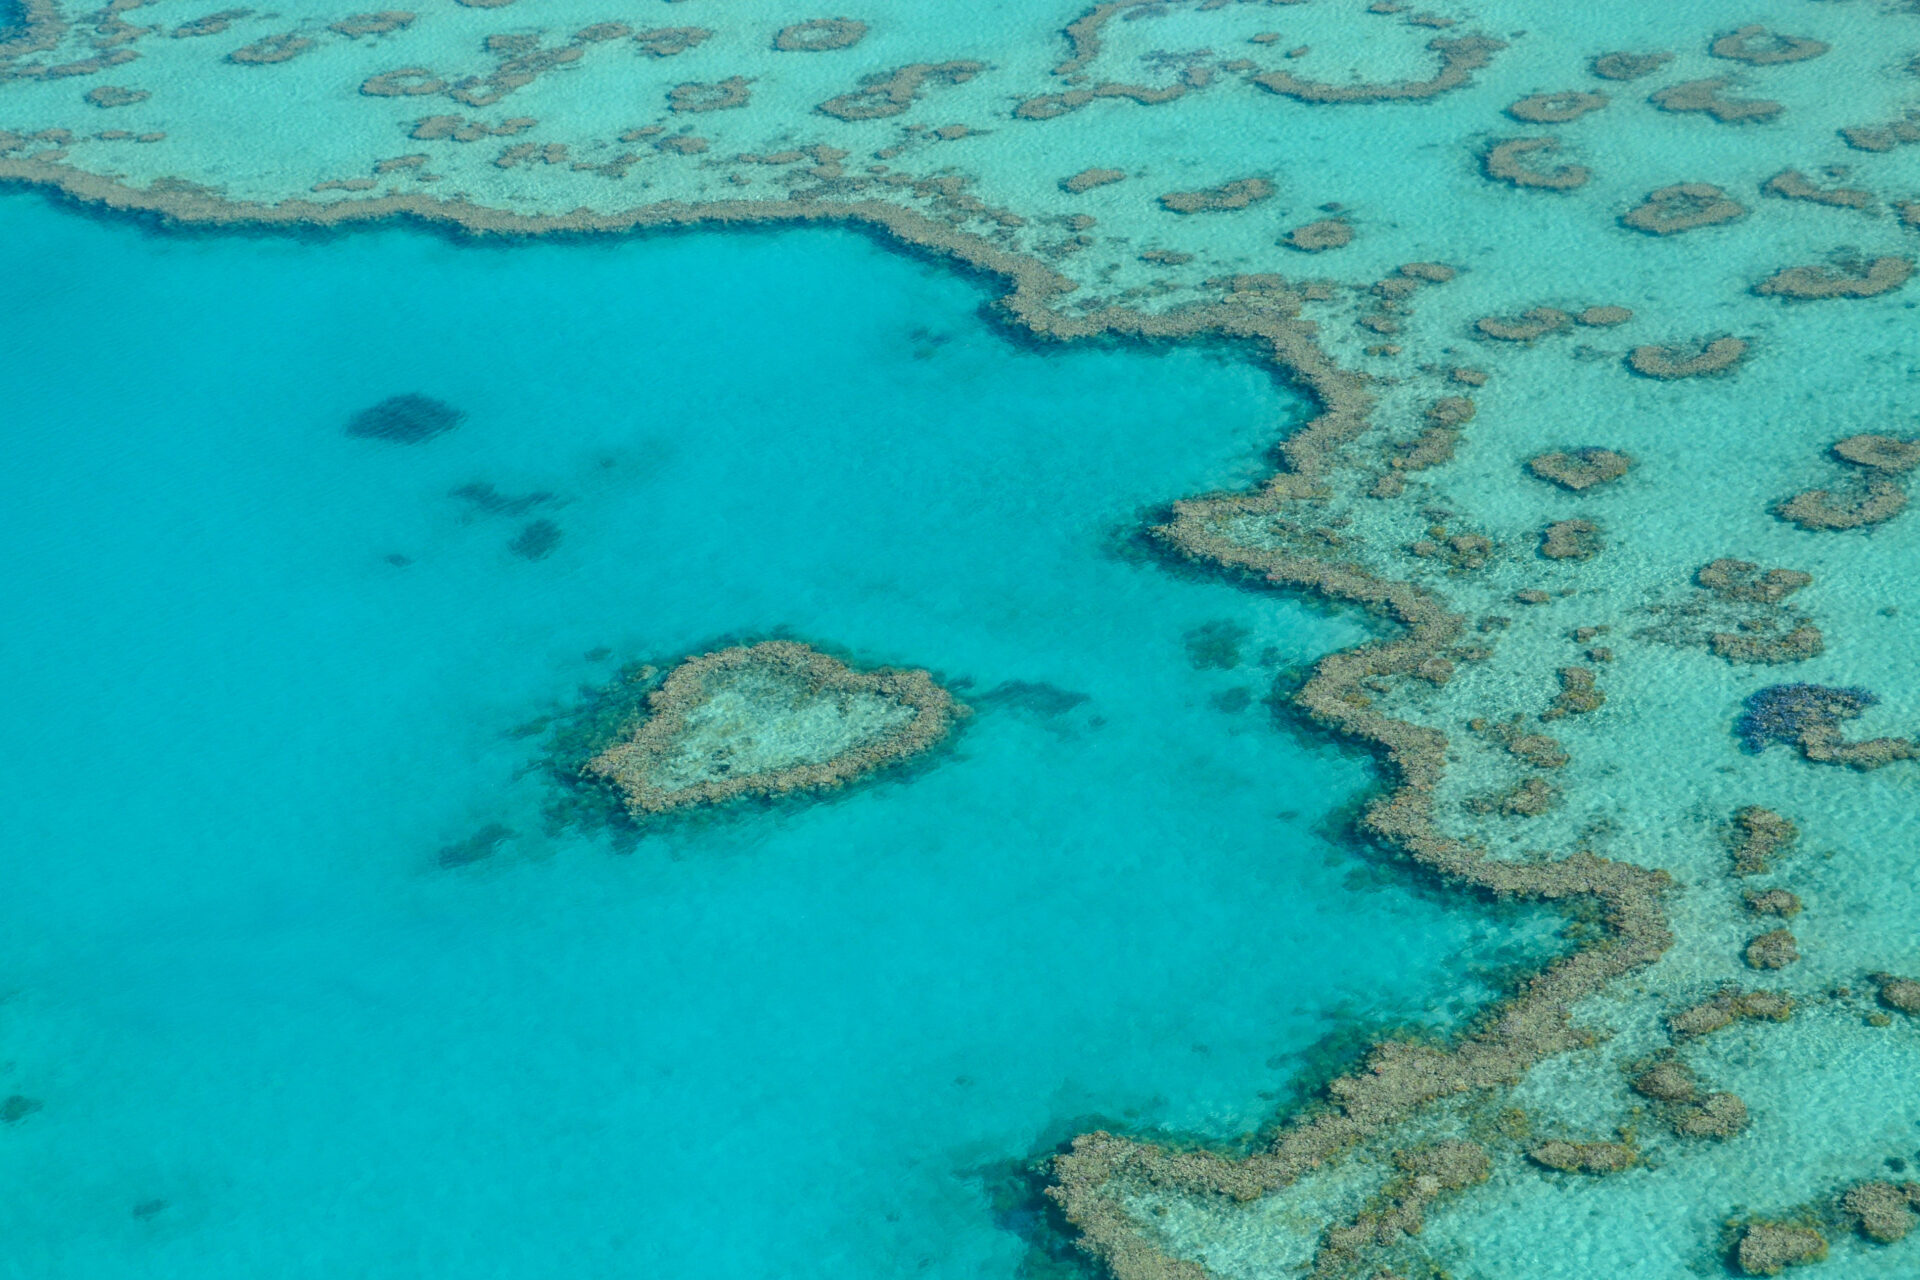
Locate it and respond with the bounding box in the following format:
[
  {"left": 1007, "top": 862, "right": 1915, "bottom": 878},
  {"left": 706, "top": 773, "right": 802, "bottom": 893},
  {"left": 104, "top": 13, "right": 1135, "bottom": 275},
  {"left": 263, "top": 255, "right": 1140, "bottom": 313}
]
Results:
[
  {"left": 8, "top": 2, "right": 1920, "bottom": 1274},
  {"left": 1158, "top": 177, "right": 1272, "bottom": 213},
  {"left": 1736, "top": 1221, "right": 1828, "bottom": 1274},
  {"left": 1527, "top": 448, "right": 1630, "bottom": 491},
  {"left": 1628, "top": 336, "right": 1748, "bottom": 379},
  {"left": 585, "top": 641, "right": 958, "bottom": 816},
  {"left": 1621, "top": 182, "right": 1746, "bottom": 234},
  {"left": 1737, "top": 684, "right": 1916, "bottom": 769},
  {"left": 344, "top": 393, "right": 464, "bottom": 443},
  {"left": 1755, "top": 258, "right": 1913, "bottom": 301}
]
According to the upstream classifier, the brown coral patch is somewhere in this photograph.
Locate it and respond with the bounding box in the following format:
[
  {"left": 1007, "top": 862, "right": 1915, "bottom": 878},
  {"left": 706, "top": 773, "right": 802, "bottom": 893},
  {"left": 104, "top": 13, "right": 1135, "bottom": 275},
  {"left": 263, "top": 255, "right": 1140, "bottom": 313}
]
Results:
[
  {"left": 1577, "top": 305, "right": 1632, "bottom": 326},
  {"left": 817, "top": 61, "right": 985, "bottom": 120},
  {"left": 1730, "top": 805, "right": 1799, "bottom": 876},
  {"left": 1735, "top": 1222, "right": 1827, "bottom": 1274},
  {"left": 1834, "top": 435, "right": 1920, "bottom": 473},
  {"left": 1676, "top": 1090, "right": 1749, "bottom": 1137},
  {"left": 1762, "top": 169, "right": 1873, "bottom": 209},
  {"left": 1545, "top": 666, "right": 1605, "bottom": 718},
  {"left": 1051, "top": 1, "right": 1128, "bottom": 78},
  {"left": 494, "top": 142, "right": 570, "bottom": 170},
  {"left": 1651, "top": 79, "right": 1781, "bottom": 124},
  {"left": 1745, "top": 928, "right": 1800, "bottom": 969},
  {"left": 584, "top": 641, "right": 957, "bottom": 816},
  {"left": 1250, "top": 35, "right": 1504, "bottom": 102},
  {"left": 1712, "top": 626, "right": 1824, "bottom": 664},
  {"left": 228, "top": 33, "right": 313, "bottom": 65},
  {"left": 1669, "top": 988, "right": 1793, "bottom": 1038},
  {"left": 1775, "top": 480, "right": 1909, "bottom": 530},
  {"left": 1842, "top": 113, "right": 1920, "bottom": 153},
  {"left": 1468, "top": 777, "right": 1558, "bottom": 816},
  {"left": 1476, "top": 307, "right": 1572, "bottom": 341},
  {"left": 1015, "top": 82, "right": 1187, "bottom": 121},
  {"left": 1482, "top": 137, "right": 1589, "bottom": 190},
  {"left": 573, "top": 23, "right": 631, "bottom": 43},
  {"left": 668, "top": 76, "right": 752, "bottom": 114},
  {"left": 1627, "top": 336, "right": 1747, "bottom": 379},
  {"left": 411, "top": 115, "right": 536, "bottom": 142},
  {"left": 1873, "top": 973, "right": 1920, "bottom": 1015},
  {"left": 1528, "top": 449, "right": 1630, "bottom": 491},
  {"left": 362, "top": 67, "right": 447, "bottom": 97},
  {"left": 1158, "top": 177, "right": 1273, "bottom": 214},
  {"left": 1756, "top": 257, "right": 1913, "bottom": 300},
  {"left": 331, "top": 11, "right": 414, "bottom": 37},
  {"left": 1540, "top": 519, "right": 1600, "bottom": 561},
  {"left": 1676, "top": 558, "right": 1825, "bottom": 663},
  {"left": 1744, "top": 889, "right": 1802, "bottom": 917},
  {"left": 634, "top": 28, "right": 711, "bottom": 58},
  {"left": 1633, "top": 1060, "right": 1697, "bottom": 1102},
  {"left": 83, "top": 85, "right": 147, "bottom": 108},
  {"left": 1711, "top": 25, "right": 1829, "bottom": 65},
  {"left": 774, "top": 18, "right": 867, "bottom": 52},
  {"left": 1699, "top": 561, "right": 1813, "bottom": 604},
  {"left": 1285, "top": 218, "right": 1353, "bottom": 252},
  {"left": 1591, "top": 50, "right": 1672, "bottom": 81},
  {"left": 1507, "top": 91, "right": 1607, "bottom": 123},
  {"left": 1528, "top": 1139, "right": 1637, "bottom": 1173},
  {"left": 1621, "top": 182, "right": 1747, "bottom": 234},
  {"left": 172, "top": 9, "right": 249, "bottom": 38},
  {"left": 1061, "top": 167, "right": 1125, "bottom": 194},
  {"left": 1844, "top": 1181, "right": 1917, "bottom": 1243}
]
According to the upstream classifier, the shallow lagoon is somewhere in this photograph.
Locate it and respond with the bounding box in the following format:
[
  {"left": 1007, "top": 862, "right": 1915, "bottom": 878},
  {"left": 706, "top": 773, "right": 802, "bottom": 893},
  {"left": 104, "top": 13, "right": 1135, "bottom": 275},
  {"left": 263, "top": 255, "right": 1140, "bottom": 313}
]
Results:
[{"left": 0, "top": 195, "right": 1552, "bottom": 1278}]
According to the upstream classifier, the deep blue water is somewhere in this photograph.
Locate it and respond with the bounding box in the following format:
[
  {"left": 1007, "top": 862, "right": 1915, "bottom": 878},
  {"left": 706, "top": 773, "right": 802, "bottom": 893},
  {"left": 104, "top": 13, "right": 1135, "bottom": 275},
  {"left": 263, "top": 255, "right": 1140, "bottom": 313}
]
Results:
[{"left": 0, "top": 193, "right": 1546, "bottom": 1278}]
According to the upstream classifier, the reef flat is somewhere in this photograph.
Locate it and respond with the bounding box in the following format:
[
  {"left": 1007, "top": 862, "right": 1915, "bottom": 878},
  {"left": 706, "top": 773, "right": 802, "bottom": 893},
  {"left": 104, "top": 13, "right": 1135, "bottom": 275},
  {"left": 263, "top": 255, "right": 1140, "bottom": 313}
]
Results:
[{"left": 6, "top": 0, "right": 1920, "bottom": 1277}]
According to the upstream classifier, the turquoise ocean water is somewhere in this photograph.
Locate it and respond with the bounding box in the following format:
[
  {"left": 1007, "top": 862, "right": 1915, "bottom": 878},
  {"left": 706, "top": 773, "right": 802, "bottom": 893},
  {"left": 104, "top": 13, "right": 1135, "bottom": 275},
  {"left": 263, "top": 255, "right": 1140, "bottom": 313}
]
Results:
[{"left": 0, "top": 194, "right": 1548, "bottom": 1278}]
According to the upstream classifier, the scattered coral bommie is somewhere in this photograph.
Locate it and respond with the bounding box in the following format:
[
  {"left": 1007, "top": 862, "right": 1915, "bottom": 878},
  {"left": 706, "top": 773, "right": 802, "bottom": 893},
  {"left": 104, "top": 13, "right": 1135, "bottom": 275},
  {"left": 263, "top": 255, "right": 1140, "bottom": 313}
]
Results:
[
  {"left": 1506, "top": 91, "right": 1608, "bottom": 124},
  {"left": 773, "top": 18, "right": 867, "bottom": 53},
  {"left": 1755, "top": 257, "right": 1914, "bottom": 301},
  {"left": 1527, "top": 448, "right": 1630, "bottom": 491},
  {"left": 1158, "top": 177, "right": 1273, "bottom": 213},
  {"left": 1621, "top": 182, "right": 1746, "bottom": 235},
  {"left": 1651, "top": 79, "right": 1781, "bottom": 125},
  {"left": 1735, "top": 1221, "right": 1828, "bottom": 1275},
  {"left": 1591, "top": 50, "right": 1672, "bottom": 81},
  {"left": 1775, "top": 480, "right": 1908, "bottom": 531},
  {"left": 344, "top": 393, "right": 464, "bottom": 443},
  {"left": 1833, "top": 435, "right": 1920, "bottom": 473},
  {"left": 1628, "top": 336, "right": 1748, "bottom": 379},
  {"left": 1481, "top": 136, "right": 1589, "bottom": 190}
]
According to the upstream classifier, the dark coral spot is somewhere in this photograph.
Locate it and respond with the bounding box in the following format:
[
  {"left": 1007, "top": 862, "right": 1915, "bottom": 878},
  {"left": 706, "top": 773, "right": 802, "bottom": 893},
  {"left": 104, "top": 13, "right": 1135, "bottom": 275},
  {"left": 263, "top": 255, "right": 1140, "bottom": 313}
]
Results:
[
  {"left": 509, "top": 518, "right": 563, "bottom": 560},
  {"left": 345, "top": 393, "right": 465, "bottom": 443}
]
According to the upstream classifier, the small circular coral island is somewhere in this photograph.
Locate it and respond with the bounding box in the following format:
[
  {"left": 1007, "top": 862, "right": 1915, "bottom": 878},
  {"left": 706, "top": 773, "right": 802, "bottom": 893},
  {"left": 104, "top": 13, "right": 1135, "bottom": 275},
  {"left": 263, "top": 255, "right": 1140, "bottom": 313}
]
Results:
[{"left": 585, "top": 641, "right": 958, "bottom": 815}]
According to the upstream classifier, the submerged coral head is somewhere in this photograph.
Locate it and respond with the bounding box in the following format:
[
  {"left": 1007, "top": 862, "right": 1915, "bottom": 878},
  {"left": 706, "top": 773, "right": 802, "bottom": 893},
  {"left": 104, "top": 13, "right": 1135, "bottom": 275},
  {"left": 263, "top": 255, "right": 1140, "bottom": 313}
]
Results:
[{"left": 345, "top": 393, "right": 465, "bottom": 443}]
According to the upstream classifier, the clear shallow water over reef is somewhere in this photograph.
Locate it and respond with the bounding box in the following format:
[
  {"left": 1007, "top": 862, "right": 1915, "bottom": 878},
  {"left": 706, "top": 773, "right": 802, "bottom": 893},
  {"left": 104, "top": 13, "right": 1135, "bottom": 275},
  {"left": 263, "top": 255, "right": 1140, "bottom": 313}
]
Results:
[
  {"left": 3, "top": 0, "right": 1920, "bottom": 1277},
  {"left": 0, "top": 201, "right": 1544, "bottom": 1277}
]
